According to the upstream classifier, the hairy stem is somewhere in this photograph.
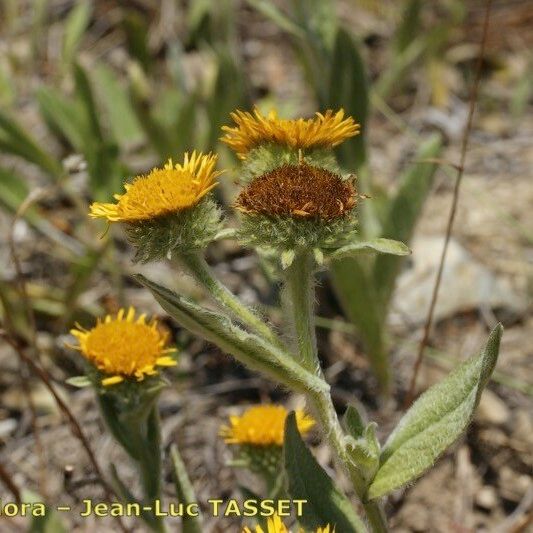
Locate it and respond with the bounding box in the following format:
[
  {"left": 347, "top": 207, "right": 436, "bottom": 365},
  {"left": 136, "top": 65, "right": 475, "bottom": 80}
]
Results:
[
  {"left": 309, "top": 390, "right": 389, "bottom": 533},
  {"left": 178, "top": 252, "right": 282, "bottom": 347},
  {"left": 285, "top": 252, "right": 388, "bottom": 531},
  {"left": 283, "top": 250, "right": 319, "bottom": 371}
]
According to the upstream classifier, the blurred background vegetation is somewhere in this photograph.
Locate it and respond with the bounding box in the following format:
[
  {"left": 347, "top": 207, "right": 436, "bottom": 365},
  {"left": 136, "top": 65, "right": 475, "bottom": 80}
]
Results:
[{"left": 0, "top": 0, "right": 532, "bottom": 531}]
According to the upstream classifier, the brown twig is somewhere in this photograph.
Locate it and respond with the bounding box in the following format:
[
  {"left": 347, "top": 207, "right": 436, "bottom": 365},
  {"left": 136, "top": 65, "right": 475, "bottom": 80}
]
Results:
[
  {"left": 0, "top": 462, "right": 21, "bottom": 503},
  {"left": 404, "top": 0, "right": 494, "bottom": 408},
  {"left": 8, "top": 189, "right": 49, "bottom": 497},
  {"left": 0, "top": 332, "right": 129, "bottom": 533}
]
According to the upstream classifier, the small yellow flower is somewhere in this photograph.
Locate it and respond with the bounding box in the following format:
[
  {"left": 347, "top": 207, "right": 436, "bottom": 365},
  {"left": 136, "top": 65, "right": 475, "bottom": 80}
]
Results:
[
  {"left": 243, "top": 515, "right": 333, "bottom": 533},
  {"left": 90, "top": 151, "right": 223, "bottom": 222},
  {"left": 221, "top": 108, "right": 359, "bottom": 159},
  {"left": 70, "top": 307, "right": 177, "bottom": 386},
  {"left": 243, "top": 514, "right": 289, "bottom": 533},
  {"left": 220, "top": 405, "right": 314, "bottom": 447}
]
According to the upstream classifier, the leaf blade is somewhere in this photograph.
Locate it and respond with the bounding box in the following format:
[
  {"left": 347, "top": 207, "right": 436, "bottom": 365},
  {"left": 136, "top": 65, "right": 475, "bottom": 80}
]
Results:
[
  {"left": 367, "top": 325, "right": 503, "bottom": 500},
  {"left": 284, "top": 413, "right": 366, "bottom": 533}
]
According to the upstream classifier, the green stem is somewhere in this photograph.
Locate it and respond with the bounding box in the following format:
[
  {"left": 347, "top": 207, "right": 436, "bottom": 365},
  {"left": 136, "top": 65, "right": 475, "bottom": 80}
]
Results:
[
  {"left": 283, "top": 250, "right": 319, "bottom": 372},
  {"left": 178, "top": 252, "right": 282, "bottom": 347},
  {"left": 309, "top": 390, "right": 389, "bottom": 533},
  {"left": 284, "top": 252, "right": 388, "bottom": 531}
]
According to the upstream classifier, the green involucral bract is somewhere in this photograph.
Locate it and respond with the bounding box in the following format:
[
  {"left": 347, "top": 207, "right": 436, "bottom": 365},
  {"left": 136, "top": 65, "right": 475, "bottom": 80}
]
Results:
[
  {"left": 237, "top": 212, "right": 359, "bottom": 256},
  {"left": 240, "top": 143, "right": 341, "bottom": 183},
  {"left": 124, "top": 198, "right": 223, "bottom": 263}
]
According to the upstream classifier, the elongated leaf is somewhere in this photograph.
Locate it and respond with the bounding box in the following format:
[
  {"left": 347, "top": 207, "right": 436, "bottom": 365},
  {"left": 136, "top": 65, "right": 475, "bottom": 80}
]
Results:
[
  {"left": 92, "top": 64, "right": 144, "bottom": 146},
  {"left": 328, "top": 28, "right": 369, "bottom": 171},
  {"left": 37, "top": 87, "right": 86, "bottom": 150},
  {"left": 284, "top": 413, "right": 366, "bottom": 532},
  {"left": 23, "top": 490, "right": 67, "bottom": 533},
  {"left": 62, "top": 0, "right": 92, "bottom": 66},
  {"left": 0, "top": 167, "right": 83, "bottom": 254},
  {"left": 367, "top": 325, "right": 503, "bottom": 500},
  {"left": 245, "top": 0, "right": 304, "bottom": 38},
  {"left": 0, "top": 111, "right": 62, "bottom": 178},
  {"left": 330, "top": 259, "right": 390, "bottom": 391},
  {"left": 394, "top": 0, "right": 422, "bottom": 54},
  {"left": 171, "top": 444, "right": 203, "bottom": 533},
  {"left": 136, "top": 274, "right": 328, "bottom": 394},
  {"left": 373, "top": 133, "right": 442, "bottom": 309},
  {"left": 329, "top": 238, "right": 410, "bottom": 260}
]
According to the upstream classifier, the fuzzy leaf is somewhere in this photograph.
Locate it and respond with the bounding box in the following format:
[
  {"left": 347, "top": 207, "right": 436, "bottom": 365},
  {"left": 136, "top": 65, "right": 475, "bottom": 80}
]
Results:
[
  {"left": 136, "top": 275, "right": 328, "bottom": 394},
  {"left": 344, "top": 405, "right": 365, "bottom": 438},
  {"left": 329, "top": 238, "right": 410, "bottom": 260},
  {"left": 367, "top": 325, "right": 503, "bottom": 500},
  {"left": 284, "top": 413, "right": 366, "bottom": 533}
]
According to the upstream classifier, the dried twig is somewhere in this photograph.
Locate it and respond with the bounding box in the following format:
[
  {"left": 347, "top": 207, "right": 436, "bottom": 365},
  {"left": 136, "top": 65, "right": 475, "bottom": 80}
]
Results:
[
  {"left": 0, "top": 461, "right": 21, "bottom": 503},
  {"left": 404, "top": 0, "right": 494, "bottom": 408},
  {"left": 0, "top": 332, "right": 129, "bottom": 533}
]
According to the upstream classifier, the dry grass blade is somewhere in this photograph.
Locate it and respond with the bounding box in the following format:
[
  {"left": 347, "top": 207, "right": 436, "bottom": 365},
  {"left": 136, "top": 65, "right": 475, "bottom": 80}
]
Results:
[{"left": 404, "top": 0, "right": 494, "bottom": 408}]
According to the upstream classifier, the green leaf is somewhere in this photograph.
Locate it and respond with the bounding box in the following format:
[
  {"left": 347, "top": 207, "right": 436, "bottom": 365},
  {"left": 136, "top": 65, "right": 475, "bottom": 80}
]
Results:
[
  {"left": 170, "top": 444, "right": 203, "bottom": 533},
  {"left": 329, "top": 259, "right": 390, "bottom": 392},
  {"left": 0, "top": 167, "right": 83, "bottom": 254},
  {"left": 328, "top": 28, "right": 369, "bottom": 171},
  {"left": 373, "top": 133, "right": 442, "bottom": 309},
  {"left": 92, "top": 64, "right": 144, "bottom": 147},
  {"left": 367, "top": 325, "right": 503, "bottom": 500},
  {"left": 244, "top": 0, "right": 304, "bottom": 39},
  {"left": 136, "top": 274, "right": 328, "bottom": 394},
  {"left": 62, "top": 0, "right": 92, "bottom": 67},
  {"left": 23, "top": 490, "right": 67, "bottom": 533},
  {"left": 329, "top": 238, "right": 410, "bottom": 260},
  {"left": 37, "top": 87, "right": 86, "bottom": 150},
  {"left": 284, "top": 413, "right": 366, "bottom": 532},
  {"left": 0, "top": 111, "right": 62, "bottom": 178},
  {"left": 394, "top": 0, "right": 422, "bottom": 54},
  {"left": 344, "top": 405, "right": 365, "bottom": 438}
]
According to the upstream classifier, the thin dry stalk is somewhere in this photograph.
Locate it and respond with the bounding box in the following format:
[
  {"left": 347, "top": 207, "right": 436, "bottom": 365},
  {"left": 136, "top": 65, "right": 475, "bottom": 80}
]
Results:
[
  {"left": 0, "top": 461, "right": 21, "bottom": 503},
  {"left": 404, "top": 0, "right": 494, "bottom": 408},
  {"left": 0, "top": 333, "right": 129, "bottom": 533}
]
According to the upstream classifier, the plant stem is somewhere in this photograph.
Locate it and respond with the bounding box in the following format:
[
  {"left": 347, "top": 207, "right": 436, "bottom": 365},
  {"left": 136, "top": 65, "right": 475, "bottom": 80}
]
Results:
[
  {"left": 285, "top": 252, "right": 388, "bottom": 531},
  {"left": 283, "top": 250, "right": 319, "bottom": 372},
  {"left": 309, "top": 390, "right": 389, "bottom": 533},
  {"left": 178, "top": 252, "right": 282, "bottom": 347}
]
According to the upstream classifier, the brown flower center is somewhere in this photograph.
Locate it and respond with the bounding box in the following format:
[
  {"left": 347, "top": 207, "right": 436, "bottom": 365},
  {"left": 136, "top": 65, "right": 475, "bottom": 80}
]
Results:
[{"left": 235, "top": 163, "right": 356, "bottom": 220}]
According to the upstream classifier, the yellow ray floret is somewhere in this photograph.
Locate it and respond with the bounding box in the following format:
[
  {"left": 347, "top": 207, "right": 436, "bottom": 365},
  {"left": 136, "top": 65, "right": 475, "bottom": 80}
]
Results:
[
  {"left": 220, "top": 405, "right": 314, "bottom": 447},
  {"left": 221, "top": 108, "right": 360, "bottom": 159},
  {"left": 90, "top": 152, "right": 222, "bottom": 222},
  {"left": 243, "top": 514, "right": 333, "bottom": 533},
  {"left": 70, "top": 307, "right": 177, "bottom": 386}
]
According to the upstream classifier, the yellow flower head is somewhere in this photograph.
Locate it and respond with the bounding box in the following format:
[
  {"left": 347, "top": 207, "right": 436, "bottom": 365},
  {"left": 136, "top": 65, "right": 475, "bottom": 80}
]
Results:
[
  {"left": 90, "top": 151, "right": 222, "bottom": 223},
  {"left": 243, "top": 515, "right": 333, "bottom": 533},
  {"left": 221, "top": 108, "right": 360, "bottom": 159},
  {"left": 243, "top": 514, "right": 289, "bottom": 533},
  {"left": 220, "top": 405, "right": 314, "bottom": 447},
  {"left": 70, "top": 307, "right": 177, "bottom": 386}
]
